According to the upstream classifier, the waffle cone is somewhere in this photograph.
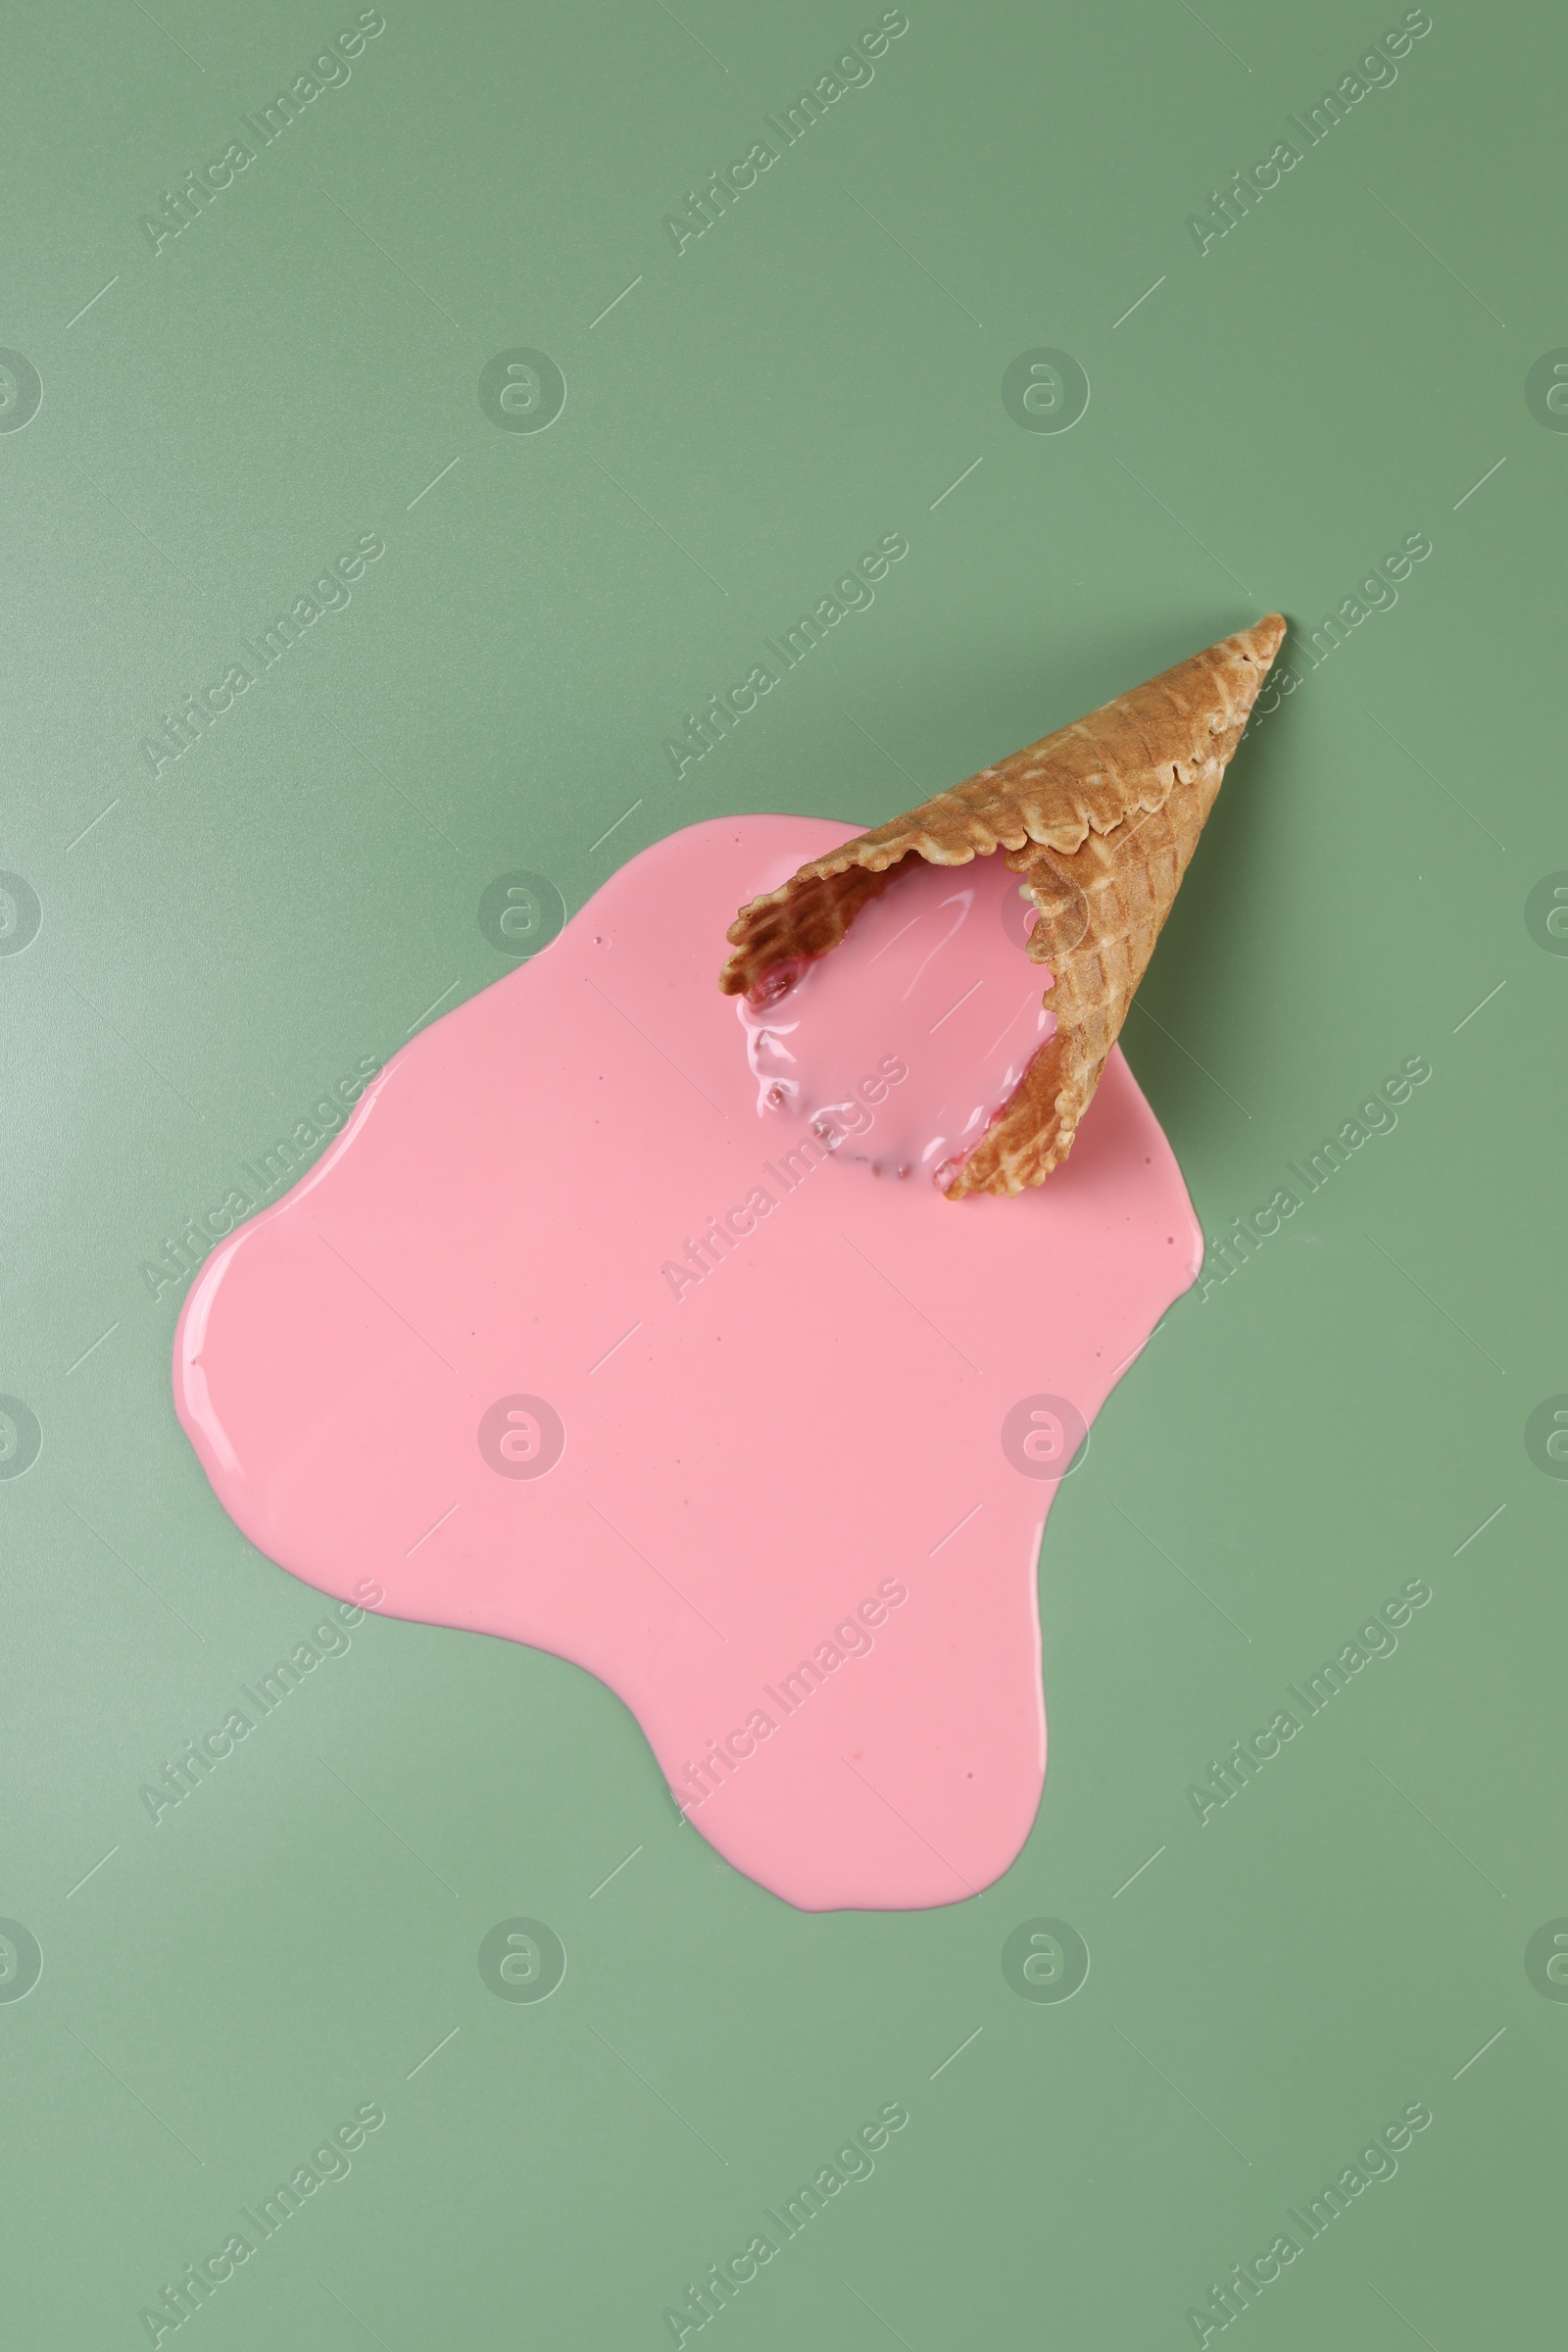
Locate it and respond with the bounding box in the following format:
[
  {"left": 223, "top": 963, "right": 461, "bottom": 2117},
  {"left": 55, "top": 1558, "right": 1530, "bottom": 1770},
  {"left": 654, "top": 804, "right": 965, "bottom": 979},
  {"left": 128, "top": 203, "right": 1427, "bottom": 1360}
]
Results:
[{"left": 719, "top": 614, "right": 1285, "bottom": 1196}]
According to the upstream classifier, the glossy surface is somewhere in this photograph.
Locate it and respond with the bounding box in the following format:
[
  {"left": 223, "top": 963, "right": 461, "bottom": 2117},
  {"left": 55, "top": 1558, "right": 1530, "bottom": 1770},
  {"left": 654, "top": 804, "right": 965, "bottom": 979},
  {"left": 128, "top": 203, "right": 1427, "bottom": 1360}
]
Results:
[
  {"left": 175, "top": 817, "right": 1201, "bottom": 1910},
  {"left": 737, "top": 845, "right": 1055, "bottom": 1190}
]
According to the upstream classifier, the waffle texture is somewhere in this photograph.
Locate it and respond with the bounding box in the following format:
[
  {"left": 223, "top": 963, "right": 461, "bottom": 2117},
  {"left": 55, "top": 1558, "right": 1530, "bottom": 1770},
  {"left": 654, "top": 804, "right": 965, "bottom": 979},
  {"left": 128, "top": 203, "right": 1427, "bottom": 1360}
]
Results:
[{"left": 718, "top": 614, "right": 1286, "bottom": 1195}]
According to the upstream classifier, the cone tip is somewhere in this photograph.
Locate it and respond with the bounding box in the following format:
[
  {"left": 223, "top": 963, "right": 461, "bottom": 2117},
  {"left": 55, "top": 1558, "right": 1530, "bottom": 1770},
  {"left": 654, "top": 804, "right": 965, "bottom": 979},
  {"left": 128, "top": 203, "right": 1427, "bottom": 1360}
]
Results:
[{"left": 1239, "top": 612, "right": 1288, "bottom": 664}]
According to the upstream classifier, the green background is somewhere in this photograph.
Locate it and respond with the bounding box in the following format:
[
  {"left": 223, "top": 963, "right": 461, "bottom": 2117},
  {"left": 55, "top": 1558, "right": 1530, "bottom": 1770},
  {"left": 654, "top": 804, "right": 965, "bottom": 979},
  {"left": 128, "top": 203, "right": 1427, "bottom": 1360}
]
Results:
[{"left": 3, "top": 1, "right": 1562, "bottom": 2343}]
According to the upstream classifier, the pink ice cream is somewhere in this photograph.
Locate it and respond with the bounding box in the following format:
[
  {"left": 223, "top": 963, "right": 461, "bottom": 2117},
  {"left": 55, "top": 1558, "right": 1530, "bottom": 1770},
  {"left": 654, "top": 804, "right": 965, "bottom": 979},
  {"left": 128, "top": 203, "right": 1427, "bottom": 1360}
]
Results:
[
  {"left": 737, "top": 847, "right": 1055, "bottom": 1191},
  {"left": 174, "top": 816, "right": 1201, "bottom": 1910}
]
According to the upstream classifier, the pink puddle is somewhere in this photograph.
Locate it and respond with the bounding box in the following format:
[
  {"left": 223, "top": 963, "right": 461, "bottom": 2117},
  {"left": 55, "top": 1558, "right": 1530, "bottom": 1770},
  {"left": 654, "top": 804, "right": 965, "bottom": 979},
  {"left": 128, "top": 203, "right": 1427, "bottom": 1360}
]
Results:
[{"left": 174, "top": 816, "right": 1200, "bottom": 1911}]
